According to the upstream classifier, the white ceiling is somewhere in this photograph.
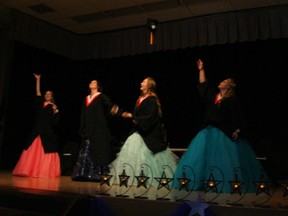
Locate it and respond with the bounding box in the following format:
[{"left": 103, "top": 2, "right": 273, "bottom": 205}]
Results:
[{"left": 0, "top": 0, "right": 287, "bottom": 34}]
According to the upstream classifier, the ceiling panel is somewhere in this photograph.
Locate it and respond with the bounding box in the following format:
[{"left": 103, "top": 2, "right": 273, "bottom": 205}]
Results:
[{"left": 0, "top": 0, "right": 285, "bottom": 34}]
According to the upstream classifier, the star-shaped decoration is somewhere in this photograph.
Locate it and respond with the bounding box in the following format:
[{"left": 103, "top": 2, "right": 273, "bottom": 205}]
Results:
[
  {"left": 185, "top": 193, "right": 209, "bottom": 216},
  {"left": 202, "top": 173, "right": 222, "bottom": 193},
  {"left": 118, "top": 169, "right": 130, "bottom": 187},
  {"left": 177, "top": 172, "right": 192, "bottom": 192},
  {"left": 254, "top": 175, "right": 271, "bottom": 196},
  {"left": 154, "top": 171, "right": 173, "bottom": 190},
  {"left": 228, "top": 174, "right": 244, "bottom": 195},
  {"left": 135, "top": 170, "right": 150, "bottom": 188},
  {"left": 100, "top": 173, "right": 113, "bottom": 186},
  {"left": 281, "top": 183, "right": 288, "bottom": 197},
  {"left": 255, "top": 181, "right": 271, "bottom": 196}
]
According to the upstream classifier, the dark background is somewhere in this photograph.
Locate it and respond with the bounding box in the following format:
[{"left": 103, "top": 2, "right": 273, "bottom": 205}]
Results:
[{"left": 2, "top": 38, "right": 288, "bottom": 182}]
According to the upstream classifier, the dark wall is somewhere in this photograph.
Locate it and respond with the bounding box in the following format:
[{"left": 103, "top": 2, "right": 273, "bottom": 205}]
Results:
[{"left": 2, "top": 39, "right": 288, "bottom": 181}]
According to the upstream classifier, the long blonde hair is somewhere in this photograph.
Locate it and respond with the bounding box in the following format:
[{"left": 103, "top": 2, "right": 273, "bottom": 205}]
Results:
[
  {"left": 138, "top": 77, "right": 163, "bottom": 117},
  {"left": 222, "top": 78, "right": 236, "bottom": 99}
]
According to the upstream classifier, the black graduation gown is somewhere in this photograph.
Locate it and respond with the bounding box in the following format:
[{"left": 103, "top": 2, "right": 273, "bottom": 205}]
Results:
[
  {"left": 79, "top": 93, "right": 115, "bottom": 166},
  {"left": 198, "top": 81, "right": 245, "bottom": 140},
  {"left": 133, "top": 96, "right": 167, "bottom": 154},
  {"left": 25, "top": 96, "right": 59, "bottom": 153}
]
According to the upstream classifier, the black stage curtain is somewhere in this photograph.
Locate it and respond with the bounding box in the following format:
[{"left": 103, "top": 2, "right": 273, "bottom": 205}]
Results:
[{"left": 6, "top": 5, "right": 288, "bottom": 60}]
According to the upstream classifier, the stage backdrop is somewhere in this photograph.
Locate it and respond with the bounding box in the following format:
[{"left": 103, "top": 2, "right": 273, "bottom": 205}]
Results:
[{"left": 2, "top": 39, "right": 288, "bottom": 182}]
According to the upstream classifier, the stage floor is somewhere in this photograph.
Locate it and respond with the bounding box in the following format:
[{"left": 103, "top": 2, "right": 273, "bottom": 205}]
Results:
[{"left": 0, "top": 170, "right": 288, "bottom": 216}]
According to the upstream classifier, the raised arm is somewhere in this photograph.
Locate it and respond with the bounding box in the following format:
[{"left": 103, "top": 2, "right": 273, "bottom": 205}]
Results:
[
  {"left": 197, "top": 59, "right": 206, "bottom": 83},
  {"left": 33, "top": 73, "right": 41, "bottom": 96}
]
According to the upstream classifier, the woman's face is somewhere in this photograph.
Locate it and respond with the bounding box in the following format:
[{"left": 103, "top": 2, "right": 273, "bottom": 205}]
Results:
[
  {"left": 44, "top": 91, "right": 53, "bottom": 102},
  {"left": 218, "top": 79, "right": 231, "bottom": 90},
  {"left": 140, "top": 78, "right": 149, "bottom": 93},
  {"left": 89, "top": 80, "right": 98, "bottom": 90}
]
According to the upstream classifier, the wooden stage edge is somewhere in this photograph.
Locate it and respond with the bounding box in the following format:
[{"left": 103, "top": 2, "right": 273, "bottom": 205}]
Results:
[{"left": 0, "top": 170, "right": 288, "bottom": 216}]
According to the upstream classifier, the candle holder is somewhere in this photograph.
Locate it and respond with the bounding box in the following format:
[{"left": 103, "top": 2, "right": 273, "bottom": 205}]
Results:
[
  {"left": 115, "top": 163, "right": 135, "bottom": 198},
  {"left": 174, "top": 165, "right": 195, "bottom": 201},
  {"left": 134, "top": 164, "right": 153, "bottom": 199},
  {"left": 155, "top": 165, "right": 174, "bottom": 200}
]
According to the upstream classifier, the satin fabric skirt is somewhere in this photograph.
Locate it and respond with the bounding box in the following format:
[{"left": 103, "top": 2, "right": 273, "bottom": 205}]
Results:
[{"left": 13, "top": 135, "right": 61, "bottom": 178}]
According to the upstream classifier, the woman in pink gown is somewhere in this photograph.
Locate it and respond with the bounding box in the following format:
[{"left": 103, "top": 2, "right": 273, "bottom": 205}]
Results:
[{"left": 12, "top": 73, "right": 61, "bottom": 178}]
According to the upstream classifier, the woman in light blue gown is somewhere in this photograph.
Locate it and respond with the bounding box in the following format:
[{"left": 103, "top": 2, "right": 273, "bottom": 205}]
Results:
[{"left": 110, "top": 77, "right": 178, "bottom": 187}]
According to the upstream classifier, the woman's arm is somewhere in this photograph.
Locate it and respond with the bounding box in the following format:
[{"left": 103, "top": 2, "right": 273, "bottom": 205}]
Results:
[
  {"left": 33, "top": 73, "right": 41, "bottom": 96},
  {"left": 197, "top": 59, "right": 206, "bottom": 83}
]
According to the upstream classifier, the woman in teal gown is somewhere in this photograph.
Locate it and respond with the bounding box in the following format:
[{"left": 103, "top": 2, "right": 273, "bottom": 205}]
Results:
[{"left": 174, "top": 59, "right": 267, "bottom": 193}]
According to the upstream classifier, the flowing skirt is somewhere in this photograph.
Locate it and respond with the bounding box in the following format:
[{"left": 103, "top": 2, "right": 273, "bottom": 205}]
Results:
[
  {"left": 12, "top": 135, "right": 61, "bottom": 178},
  {"left": 174, "top": 126, "right": 267, "bottom": 193},
  {"left": 110, "top": 132, "right": 179, "bottom": 187},
  {"left": 71, "top": 139, "right": 109, "bottom": 181}
]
